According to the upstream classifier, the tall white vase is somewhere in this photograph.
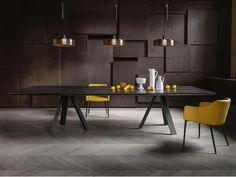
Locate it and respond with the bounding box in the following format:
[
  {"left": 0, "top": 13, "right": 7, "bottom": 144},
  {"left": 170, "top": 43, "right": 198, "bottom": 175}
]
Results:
[{"left": 148, "top": 69, "right": 158, "bottom": 88}]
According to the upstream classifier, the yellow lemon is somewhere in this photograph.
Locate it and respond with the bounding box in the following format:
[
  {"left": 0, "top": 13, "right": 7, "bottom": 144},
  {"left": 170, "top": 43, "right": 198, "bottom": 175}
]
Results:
[
  {"left": 116, "top": 85, "right": 121, "bottom": 89},
  {"left": 165, "top": 85, "right": 170, "bottom": 89},
  {"left": 147, "top": 86, "right": 151, "bottom": 90},
  {"left": 150, "top": 86, "right": 155, "bottom": 91},
  {"left": 172, "top": 84, "right": 177, "bottom": 89},
  {"left": 111, "top": 86, "right": 115, "bottom": 90},
  {"left": 130, "top": 85, "right": 135, "bottom": 90}
]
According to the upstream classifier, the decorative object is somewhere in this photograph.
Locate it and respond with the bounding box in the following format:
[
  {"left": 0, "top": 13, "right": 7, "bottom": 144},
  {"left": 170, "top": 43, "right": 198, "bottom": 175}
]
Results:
[
  {"left": 154, "top": 0, "right": 175, "bottom": 47},
  {"left": 53, "top": 2, "right": 75, "bottom": 47},
  {"left": 136, "top": 78, "right": 146, "bottom": 90},
  {"left": 103, "top": 2, "right": 124, "bottom": 46},
  {"left": 148, "top": 69, "right": 158, "bottom": 88},
  {"left": 156, "top": 75, "right": 165, "bottom": 91}
]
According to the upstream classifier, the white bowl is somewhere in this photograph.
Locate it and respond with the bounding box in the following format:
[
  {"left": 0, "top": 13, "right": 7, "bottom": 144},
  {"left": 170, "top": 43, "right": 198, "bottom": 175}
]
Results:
[{"left": 136, "top": 77, "right": 146, "bottom": 84}]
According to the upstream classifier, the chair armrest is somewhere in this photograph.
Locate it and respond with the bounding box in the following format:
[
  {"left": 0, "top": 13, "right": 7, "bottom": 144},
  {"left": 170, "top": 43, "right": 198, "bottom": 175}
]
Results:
[{"left": 184, "top": 105, "right": 200, "bottom": 122}]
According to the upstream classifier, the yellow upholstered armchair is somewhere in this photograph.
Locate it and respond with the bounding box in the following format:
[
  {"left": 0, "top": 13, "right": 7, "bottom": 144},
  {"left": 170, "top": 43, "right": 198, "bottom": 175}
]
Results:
[
  {"left": 183, "top": 98, "right": 231, "bottom": 154},
  {"left": 85, "top": 84, "right": 110, "bottom": 118}
]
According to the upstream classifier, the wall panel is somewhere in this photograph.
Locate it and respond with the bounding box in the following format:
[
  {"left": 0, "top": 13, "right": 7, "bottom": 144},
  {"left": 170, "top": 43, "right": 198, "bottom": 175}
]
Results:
[
  {"left": 188, "top": 9, "right": 218, "bottom": 44},
  {"left": 0, "top": 0, "right": 231, "bottom": 107}
]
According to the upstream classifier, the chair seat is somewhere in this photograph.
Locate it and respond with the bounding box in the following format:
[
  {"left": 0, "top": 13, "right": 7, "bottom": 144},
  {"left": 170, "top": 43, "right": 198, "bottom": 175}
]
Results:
[{"left": 86, "top": 95, "right": 110, "bottom": 102}]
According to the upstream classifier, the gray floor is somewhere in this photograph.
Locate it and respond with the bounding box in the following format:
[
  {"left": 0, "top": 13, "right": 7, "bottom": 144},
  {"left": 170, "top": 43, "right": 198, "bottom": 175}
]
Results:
[{"left": 0, "top": 107, "right": 236, "bottom": 176}]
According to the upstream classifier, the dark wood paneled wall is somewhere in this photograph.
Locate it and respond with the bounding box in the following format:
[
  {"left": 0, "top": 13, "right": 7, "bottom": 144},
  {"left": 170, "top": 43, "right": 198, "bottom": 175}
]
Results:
[{"left": 0, "top": 0, "right": 231, "bottom": 107}]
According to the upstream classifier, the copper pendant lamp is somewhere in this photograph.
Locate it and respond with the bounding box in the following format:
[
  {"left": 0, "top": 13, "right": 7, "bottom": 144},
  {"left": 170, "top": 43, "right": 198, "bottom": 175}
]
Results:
[
  {"left": 53, "top": 2, "right": 75, "bottom": 47},
  {"left": 103, "top": 3, "right": 124, "bottom": 46},
  {"left": 154, "top": 0, "right": 175, "bottom": 47}
]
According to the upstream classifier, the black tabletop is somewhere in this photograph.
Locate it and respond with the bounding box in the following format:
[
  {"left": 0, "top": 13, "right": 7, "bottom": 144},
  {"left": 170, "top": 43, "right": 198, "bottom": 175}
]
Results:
[{"left": 9, "top": 86, "right": 215, "bottom": 96}]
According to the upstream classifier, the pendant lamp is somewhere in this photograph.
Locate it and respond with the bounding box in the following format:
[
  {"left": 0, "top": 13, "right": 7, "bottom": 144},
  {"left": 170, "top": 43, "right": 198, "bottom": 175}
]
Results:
[
  {"left": 103, "top": 3, "right": 124, "bottom": 46},
  {"left": 154, "top": 0, "right": 175, "bottom": 47},
  {"left": 53, "top": 2, "right": 75, "bottom": 47}
]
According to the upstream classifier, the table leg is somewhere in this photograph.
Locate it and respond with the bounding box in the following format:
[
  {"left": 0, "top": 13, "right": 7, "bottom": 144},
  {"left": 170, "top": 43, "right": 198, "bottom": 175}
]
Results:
[
  {"left": 160, "top": 96, "right": 177, "bottom": 135},
  {"left": 138, "top": 96, "right": 157, "bottom": 129},
  {"left": 60, "top": 96, "right": 68, "bottom": 125},
  {"left": 162, "top": 108, "right": 168, "bottom": 125},
  {"left": 70, "top": 96, "right": 89, "bottom": 130},
  {"left": 48, "top": 97, "right": 64, "bottom": 135}
]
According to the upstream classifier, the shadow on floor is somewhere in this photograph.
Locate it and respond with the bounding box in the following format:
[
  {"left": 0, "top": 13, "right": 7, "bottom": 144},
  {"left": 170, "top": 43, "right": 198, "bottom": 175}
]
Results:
[{"left": 146, "top": 141, "right": 201, "bottom": 154}]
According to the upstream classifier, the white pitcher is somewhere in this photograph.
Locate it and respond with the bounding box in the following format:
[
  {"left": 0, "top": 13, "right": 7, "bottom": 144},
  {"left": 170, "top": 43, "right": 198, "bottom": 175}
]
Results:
[
  {"left": 156, "top": 75, "right": 164, "bottom": 91},
  {"left": 148, "top": 69, "right": 158, "bottom": 88}
]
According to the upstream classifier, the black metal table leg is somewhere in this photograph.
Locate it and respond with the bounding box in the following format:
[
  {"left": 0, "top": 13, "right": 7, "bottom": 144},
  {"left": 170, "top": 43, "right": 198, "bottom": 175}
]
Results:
[
  {"left": 70, "top": 96, "right": 89, "bottom": 130},
  {"left": 60, "top": 96, "right": 68, "bottom": 125},
  {"left": 162, "top": 107, "right": 168, "bottom": 125},
  {"left": 138, "top": 96, "right": 157, "bottom": 129},
  {"left": 48, "top": 97, "right": 64, "bottom": 135},
  {"left": 160, "top": 96, "right": 177, "bottom": 135}
]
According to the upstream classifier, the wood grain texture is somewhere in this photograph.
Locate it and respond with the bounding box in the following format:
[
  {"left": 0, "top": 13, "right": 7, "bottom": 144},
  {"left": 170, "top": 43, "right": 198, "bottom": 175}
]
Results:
[
  {"left": 119, "top": 2, "right": 150, "bottom": 40},
  {"left": 188, "top": 9, "right": 218, "bottom": 44},
  {"left": 0, "top": 70, "right": 18, "bottom": 107},
  {"left": 166, "top": 44, "right": 191, "bottom": 73},
  {"left": 0, "top": 108, "right": 235, "bottom": 175},
  {"left": 0, "top": 0, "right": 231, "bottom": 107}
]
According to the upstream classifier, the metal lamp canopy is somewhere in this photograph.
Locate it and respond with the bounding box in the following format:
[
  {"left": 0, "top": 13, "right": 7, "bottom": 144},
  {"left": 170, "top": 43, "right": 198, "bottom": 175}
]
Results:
[
  {"left": 53, "top": 2, "right": 75, "bottom": 47},
  {"left": 103, "top": 3, "right": 124, "bottom": 46},
  {"left": 154, "top": 1, "right": 175, "bottom": 47}
]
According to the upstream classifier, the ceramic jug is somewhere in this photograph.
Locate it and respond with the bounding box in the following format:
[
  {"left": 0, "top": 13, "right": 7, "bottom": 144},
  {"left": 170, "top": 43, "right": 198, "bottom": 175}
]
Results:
[
  {"left": 156, "top": 75, "right": 164, "bottom": 91},
  {"left": 148, "top": 69, "right": 158, "bottom": 88}
]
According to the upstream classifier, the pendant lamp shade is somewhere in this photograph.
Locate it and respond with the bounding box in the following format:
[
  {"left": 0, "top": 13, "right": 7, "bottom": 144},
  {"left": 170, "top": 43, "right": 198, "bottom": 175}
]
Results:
[
  {"left": 103, "top": 35, "right": 124, "bottom": 46},
  {"left": 53, "top": 2, "right": 75, "bottom": 47},
  {"left": 154, "top": 1, "right": 175, "bottom": 47},
  {"left": 154, "top": 37, "right": 175, "bottom": 47},
  {"left": 103, "top": 3, "right": 124, "bottom": 46}
]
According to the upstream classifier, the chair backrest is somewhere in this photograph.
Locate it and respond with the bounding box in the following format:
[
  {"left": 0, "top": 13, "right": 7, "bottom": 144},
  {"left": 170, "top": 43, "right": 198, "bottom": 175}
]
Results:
[
  {"left": 205, "top": 98, "right": 231, "bottom": 125},
  {"left": 88, "top": 84, "right": 107, "bottom": 87}
]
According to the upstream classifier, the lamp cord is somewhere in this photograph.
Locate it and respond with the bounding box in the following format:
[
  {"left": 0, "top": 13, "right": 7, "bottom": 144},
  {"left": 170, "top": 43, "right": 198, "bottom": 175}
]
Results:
[
  {"left": 163, "top": 0, "right": 168, "bottom": 37},
  {"left": 61, "top": 1, "right": 66, "bottom": 38}
]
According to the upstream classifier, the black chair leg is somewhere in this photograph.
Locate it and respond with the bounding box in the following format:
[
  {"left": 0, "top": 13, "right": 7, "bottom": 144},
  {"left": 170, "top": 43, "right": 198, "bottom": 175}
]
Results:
[
  {"left": 85, "top": 102, "right": 88, "bottom": 117},
  {"left": 221, "top": 126, "right": 229, "bottom": 146},
  {"left": 198, "top": 123, "right": 201, "bottom": 138},
  {"left": 104, "top": 102, "right": 107, "bottom": 114},
  {"left": 183, "top": 120, "right": 187, "bottom": 150},
  {"left": 107, "top": 102, "right": 110, "bottom": 118},
  {"left": 209, "top": 125, "right": 217, "bottom": 154},
  {"left": 88, "top": 102, "right": 91, "bottom": 113}
]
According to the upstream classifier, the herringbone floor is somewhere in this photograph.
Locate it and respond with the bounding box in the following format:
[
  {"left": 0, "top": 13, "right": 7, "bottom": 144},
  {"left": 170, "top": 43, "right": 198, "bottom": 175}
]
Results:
[{"left": 0, "top": 107, "right": 236, "bottom": 176}]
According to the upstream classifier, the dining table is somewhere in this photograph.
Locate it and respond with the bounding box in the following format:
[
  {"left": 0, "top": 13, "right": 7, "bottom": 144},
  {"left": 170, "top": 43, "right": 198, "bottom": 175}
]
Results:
[{"left": 9, "top": 86, "right": 215, "bottom": 135}]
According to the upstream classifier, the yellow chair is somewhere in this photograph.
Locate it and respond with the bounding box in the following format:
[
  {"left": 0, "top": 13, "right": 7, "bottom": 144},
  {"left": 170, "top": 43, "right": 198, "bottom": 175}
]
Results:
[
  {"left": 85, "top": 84, "right": 110, "bottom": 118},
  {"left": 183, "top": 98, "right": 231, "bottom": 154}
]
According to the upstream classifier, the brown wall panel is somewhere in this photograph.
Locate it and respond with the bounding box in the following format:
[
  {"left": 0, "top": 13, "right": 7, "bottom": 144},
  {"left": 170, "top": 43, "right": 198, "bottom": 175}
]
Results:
[
  {"left": 166, "top": 14, "right": 186, "bottom": 44},
  {"left": 147, "top": 14, "right": 164, "bottom": 58},
  {"left": 0, "top": 0, "right": 231, "bottom": 107},
  {"left": 119, "top": 3, "right": 150, "bottom": 40},
  {"left": 164, "top": 73, "right": 192, "bottom": 86},
  {"left": 113, "top": 41, "right": 146, "bottom": 58},
  {"left": 18, "top": 16, "right": 47, "bottom": 44},
  {"left": 190, "top": 45, "right": 217, "bottom": 75},
  {"left": 0, "top": 70, "right": 18, "bottom": 107},
  {"left": 166, "top": 44, "right": 190, "bottom": 73},
  {"left": 72, "top": 1, "right": 115, "bottom": 34},
  {"left": 18, "top": 45, "right": 34, "bottom": 106},
  {"left": 188, "top": 9, "right": 218, "bottom": 44}
]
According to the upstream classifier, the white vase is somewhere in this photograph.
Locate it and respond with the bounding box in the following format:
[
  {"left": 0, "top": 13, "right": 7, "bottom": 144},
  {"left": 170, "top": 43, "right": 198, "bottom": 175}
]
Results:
[
  {"left": 148, "top": 69, "right": 158, "bottom": 88},
  {"left": 156, "top": 75, "right": 164, "bottom": 91}
]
